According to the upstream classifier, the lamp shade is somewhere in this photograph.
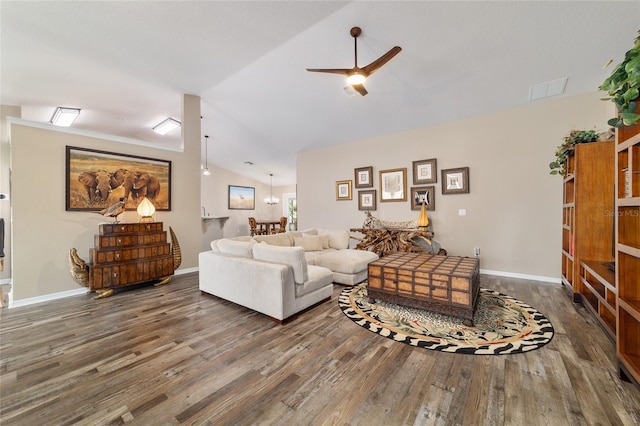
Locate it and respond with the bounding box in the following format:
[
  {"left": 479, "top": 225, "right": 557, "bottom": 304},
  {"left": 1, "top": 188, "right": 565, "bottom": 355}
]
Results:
[{"left": 137, "top": 197, "right": 155, "bottom": 221}]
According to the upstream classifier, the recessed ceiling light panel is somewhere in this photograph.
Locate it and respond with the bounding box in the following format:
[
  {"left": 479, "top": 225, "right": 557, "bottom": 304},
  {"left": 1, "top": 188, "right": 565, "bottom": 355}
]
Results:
[
  {"left": 50, "top": 107, "right": 80, "bottom": 127},
  {"left": 152, "top": 117, "right": 181, "bottom": 135}
]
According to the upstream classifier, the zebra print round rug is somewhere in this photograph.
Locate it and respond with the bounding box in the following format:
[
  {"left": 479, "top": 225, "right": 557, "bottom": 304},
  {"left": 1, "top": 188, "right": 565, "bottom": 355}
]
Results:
[{"left": 339, "top": 284, "right": 554, "bottom": 355}]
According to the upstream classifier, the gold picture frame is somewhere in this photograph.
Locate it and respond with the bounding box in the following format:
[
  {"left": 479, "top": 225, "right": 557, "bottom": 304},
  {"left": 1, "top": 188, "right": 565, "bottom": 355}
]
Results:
[
  {"left": 412, "top": 158, "right": 437, "bottom": 184},
  {"left": 379, "top": 168, "right": 407, "bottom": 202},
  {"left": 441, "top": 167, "right": 470, "bottom": 194},
  {"left": 358, "top": 190, "right": 377, "bottom": 211},
  {"left": 336, "top": 180, "right": 353, "bottom": 200}
]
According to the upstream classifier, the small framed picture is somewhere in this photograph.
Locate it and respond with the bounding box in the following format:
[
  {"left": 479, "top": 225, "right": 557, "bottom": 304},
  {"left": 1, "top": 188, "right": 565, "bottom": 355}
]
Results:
[
  {"left": 441, "top": 167, "right": 470, "bottom": 194},
  {"left": 379, "top": 168, "right": 407, "bottom": 202},
  {"left": 336, "top": 180, "right": 353, "bottom": 200},
  {"left": 411, "top": 186, "right": 435, "bottom": 210},
  {"left": 228, "top": 185, "right": 256, "bottom": 210},
  {"left": 413, "top": 158, "right": 437, "bottom": 184},
  {"left": 354, "top": 166, "right": 373, "bottom": 188},
  {"left": 358, "top": 190, "right": 377, "bottom": 211}
]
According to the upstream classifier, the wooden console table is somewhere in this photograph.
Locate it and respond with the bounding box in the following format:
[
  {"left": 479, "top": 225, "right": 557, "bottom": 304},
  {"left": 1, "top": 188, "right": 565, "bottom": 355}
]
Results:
[
  {"left": 367, "top": 252, "right": 480, "bottom": 325},
  {"left": 88, "top": 222, "right": 174, "bottom": 298},
  {"left": 350, "top": 227, "right": 434, "bottom": 257}
]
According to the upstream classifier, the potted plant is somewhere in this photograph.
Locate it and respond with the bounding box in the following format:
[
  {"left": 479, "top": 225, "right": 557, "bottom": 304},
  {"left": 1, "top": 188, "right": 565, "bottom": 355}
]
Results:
[
  {"left": 549, "top": 129, "right": 601, "bottom": 175},
  {"left": 599, "top": 31, "right": 640, "bottom": 127}
]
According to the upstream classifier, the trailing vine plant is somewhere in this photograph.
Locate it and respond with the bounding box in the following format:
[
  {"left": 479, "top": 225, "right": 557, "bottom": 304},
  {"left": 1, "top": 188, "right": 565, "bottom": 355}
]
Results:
[
  {"left": 549, "top": 129, "right": 600, "bottom": 175},
  {"left": 599, "top": 31, "right": 640, "bottom": 127}
]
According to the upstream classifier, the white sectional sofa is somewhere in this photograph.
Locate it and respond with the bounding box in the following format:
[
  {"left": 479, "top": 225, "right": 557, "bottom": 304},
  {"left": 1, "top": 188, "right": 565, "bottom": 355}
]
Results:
[{"left": 198, "top": 229, "right": 379, "bottom": 322}]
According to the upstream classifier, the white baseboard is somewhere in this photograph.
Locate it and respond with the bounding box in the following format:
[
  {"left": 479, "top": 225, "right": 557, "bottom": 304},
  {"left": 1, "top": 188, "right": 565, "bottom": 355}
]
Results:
[
  {"left": 8, "top": 267, "right": 200, "bottom": 309},
  {"left": 6, "top": 267, "right": 557, "bottom": 309},
  {"left": 480, "top": 269, "right": 561, "bottom": 284},
  {"left": 176, "top": 267, "right": 198, "bottom": 275},
  {"left": 10, "top": 288, "right": 88, "bottom": 308}
]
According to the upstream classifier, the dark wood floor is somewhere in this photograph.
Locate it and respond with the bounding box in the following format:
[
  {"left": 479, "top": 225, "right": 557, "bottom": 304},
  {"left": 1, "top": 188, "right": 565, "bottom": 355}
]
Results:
[{"left": 1, "top": 273, "right": 639, "bottom": 425}]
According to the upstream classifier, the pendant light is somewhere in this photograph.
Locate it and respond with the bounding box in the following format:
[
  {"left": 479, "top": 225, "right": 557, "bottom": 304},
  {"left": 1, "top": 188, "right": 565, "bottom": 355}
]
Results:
[
  {"left": 264, "top": 173, "right": 279, "bottom": 205},
  {"left": 202, "top": 135, "right": 210, "bottom": 176}
]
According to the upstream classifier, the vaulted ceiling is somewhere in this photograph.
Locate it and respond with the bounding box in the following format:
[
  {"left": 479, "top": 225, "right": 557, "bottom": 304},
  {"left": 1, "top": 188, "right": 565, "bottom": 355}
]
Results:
[{"left": 2, "top": 1, "right": 639, "bottom": 186}]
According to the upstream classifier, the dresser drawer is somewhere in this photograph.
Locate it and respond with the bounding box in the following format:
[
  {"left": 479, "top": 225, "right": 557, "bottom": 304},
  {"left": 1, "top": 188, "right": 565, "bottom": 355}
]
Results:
[
  {"left": 90, "top": 243, "right": 171, "bottom": 265},
  {"left": 89, "top": 255, "right": 174, "bottom": 290},
  {"left": 99, "top": 222, "right": 164, "bottom": 235},
  {"left": 94, "top": 232, "right": 167, "bottom": 248}
]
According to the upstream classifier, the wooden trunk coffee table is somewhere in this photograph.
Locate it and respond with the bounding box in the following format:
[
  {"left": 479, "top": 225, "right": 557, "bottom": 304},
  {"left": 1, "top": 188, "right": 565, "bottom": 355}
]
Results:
[{"left": 367, "top": 252, "right": 480, "bottom": 325}]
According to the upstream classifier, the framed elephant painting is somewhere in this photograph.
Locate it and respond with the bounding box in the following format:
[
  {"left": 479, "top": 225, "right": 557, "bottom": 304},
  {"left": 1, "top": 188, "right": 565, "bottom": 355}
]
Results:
[{"left": 65, "top": 146, "right": 171, "bottom": 211}]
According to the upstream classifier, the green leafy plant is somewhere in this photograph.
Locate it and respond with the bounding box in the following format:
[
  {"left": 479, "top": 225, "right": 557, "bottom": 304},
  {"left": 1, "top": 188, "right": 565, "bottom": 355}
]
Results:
[
  {"left": 599, "top": 31, "right": 640, "bottom": 127},
  {"left": 549, "top": 129, "right": 600, "bottom": 175}
]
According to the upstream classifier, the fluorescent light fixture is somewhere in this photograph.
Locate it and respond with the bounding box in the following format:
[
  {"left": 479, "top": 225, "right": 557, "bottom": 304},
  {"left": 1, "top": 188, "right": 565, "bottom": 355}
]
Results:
[
  {"left": 152, "top": 117, "right": 181, "bottom": 135},
  {"left": 50, "top": 107, "right": 80, "bottom": 127},
  {"left": 346, "top": 73, "right": 366, "bottom": 85}
]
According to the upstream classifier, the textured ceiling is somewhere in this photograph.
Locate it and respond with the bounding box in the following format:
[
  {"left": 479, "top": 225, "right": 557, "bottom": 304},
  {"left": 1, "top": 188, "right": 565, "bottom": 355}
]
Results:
[{"left": 2, "top": 1, "right": 639, "bottom": 185}]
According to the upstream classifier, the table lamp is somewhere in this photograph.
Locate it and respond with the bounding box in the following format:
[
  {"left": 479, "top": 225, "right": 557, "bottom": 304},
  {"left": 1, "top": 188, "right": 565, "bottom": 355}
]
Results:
[{"left": 137, "top": 197, "right": 156, "bottom": 223}]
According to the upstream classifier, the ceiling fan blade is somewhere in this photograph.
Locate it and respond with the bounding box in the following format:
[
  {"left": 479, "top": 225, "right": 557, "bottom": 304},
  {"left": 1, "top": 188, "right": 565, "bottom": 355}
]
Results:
[
  {"left": 351, "top": 84, "right": 368, "bottom": 96},
  {"left": 362, "top": 46, "right": 402, "bottom": 76},
  {"left": 306, "top": 68, "right": 352, "bottom": 76}
]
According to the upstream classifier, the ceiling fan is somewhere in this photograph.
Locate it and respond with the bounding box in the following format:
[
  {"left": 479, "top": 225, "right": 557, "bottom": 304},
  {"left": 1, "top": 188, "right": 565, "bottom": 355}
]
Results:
[{"left": 306, "top": 26, "right": 402, "bottom": 96}]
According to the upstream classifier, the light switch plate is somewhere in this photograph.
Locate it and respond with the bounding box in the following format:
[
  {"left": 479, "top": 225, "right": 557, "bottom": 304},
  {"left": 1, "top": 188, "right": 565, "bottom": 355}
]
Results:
[{"left": 458, "top": 209, "right": 466, "bottom": 216}]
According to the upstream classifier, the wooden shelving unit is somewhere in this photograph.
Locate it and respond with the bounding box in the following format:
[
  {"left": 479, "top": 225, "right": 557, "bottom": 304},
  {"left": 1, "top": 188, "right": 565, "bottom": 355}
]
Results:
[
  {"left": 580, "top": 260, "right": 616, "bottom": 339},
  {"left": 561, "top": 141, "right": 615, "bottom": 305},
  {"left": 616, "top": 123, "right": 640, "bottom": 385}
]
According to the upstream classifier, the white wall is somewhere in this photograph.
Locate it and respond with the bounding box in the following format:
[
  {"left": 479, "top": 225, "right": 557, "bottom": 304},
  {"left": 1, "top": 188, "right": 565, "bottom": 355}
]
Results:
[
  {"left": 7, "top": 95, "right": 202, "bottom": 302},
  {"left": 297, "top": 92, "right": 610, "bottom": 279},
  {"left": 200, "top": 165, "right": 295, "bottom": 250}
]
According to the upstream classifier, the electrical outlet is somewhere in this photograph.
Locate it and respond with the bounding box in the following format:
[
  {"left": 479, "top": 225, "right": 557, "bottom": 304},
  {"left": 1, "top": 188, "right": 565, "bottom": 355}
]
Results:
[{"left": 474, "top": 247, "right": 480, "bottom": 257}]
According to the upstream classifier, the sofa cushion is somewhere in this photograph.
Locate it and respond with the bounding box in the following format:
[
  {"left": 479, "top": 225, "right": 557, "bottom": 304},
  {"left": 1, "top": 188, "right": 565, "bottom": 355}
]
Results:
[
  {"left": 217, "top": 239, "right": 256, "bottom": 258},
  {"left": 315, "top": 249, "right": 379, "bottom": 274},
  {"left": 320, "top": 234, "right": 330, "bottom": 249},
  {"left": 318, "top": 229, "right": 350, "bottom": 250},
  {"left": 252, "top": 243, "right": 308, "bottom": 284},
  {"left": 253, "top": 233, "right": 292, "bottom": 247},
  {"left": 295, "top": 265, "right": 334, "bottom": 297},
  {"left": 294, "top": 235, "right": 323, "bottom": 252}
]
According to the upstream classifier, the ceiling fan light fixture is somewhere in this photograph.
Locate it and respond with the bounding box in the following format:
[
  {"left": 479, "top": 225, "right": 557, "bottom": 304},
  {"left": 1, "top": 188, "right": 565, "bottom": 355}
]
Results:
[
  {"left": 346, "top": 73, "right": 366, "bottom": 85},
  {"left": 50, "top": 107, "right": 80, "bottom": 127},
  {"left": 153, "top": 117, "right": 181, "bottom": 135}
]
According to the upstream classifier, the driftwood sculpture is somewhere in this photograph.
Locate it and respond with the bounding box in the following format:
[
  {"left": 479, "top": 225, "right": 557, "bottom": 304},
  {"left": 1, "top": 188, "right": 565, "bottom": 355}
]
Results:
[
  {"left": 69, "top": 226, "right": 181, "bottom": 298},
  {"left": 351, "top": 212, "right": 441, "bottom": 257}
]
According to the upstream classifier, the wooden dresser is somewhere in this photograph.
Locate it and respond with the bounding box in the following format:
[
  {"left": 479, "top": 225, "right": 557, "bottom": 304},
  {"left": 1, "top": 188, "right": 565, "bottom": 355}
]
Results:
[{"left": 88, "top": 222, "right": 174, "bottom": 296}]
